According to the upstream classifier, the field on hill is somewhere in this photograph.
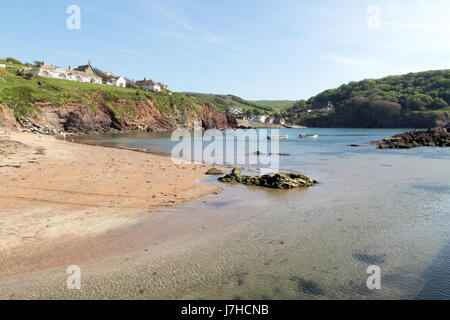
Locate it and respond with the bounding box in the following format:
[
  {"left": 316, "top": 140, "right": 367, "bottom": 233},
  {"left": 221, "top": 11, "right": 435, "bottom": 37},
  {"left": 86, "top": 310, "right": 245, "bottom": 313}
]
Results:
[
  {"left": 182, "top": 92, "right": 293, "bottom": 114},
  {"left": 247, "top": 100, "right": 295, "bottom": 111}
]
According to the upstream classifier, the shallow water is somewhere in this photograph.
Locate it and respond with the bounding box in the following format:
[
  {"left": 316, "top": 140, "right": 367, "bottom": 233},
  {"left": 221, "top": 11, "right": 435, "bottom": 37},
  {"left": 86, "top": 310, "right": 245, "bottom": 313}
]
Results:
[{"left": 76, "top": 128, "right": 450, "bottom": 299}]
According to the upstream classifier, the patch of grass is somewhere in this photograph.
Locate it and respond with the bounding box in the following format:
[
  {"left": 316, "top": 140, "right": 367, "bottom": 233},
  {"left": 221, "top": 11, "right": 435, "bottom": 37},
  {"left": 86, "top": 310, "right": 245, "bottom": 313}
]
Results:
[
  {"left": 104, "top": 100, "right": 136, "bottom": 119},
  {"left": 247, "top": 100, "right": 296, "bottom": 111},
  {"left": 149, "top": 92, "right": 200, "bottom": 113},
  {"left": 11, "top": 103, "right": 40, "bottom": 118},
  {"left": 418, "top": 106, "right": 450, "bottom": 116}
]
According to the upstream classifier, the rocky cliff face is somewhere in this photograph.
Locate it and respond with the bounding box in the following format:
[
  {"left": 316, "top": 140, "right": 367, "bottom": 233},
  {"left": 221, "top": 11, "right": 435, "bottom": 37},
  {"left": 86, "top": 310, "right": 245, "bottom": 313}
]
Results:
[
  {"left": 0, "top": 105, "right": 16, "bottom": 129},
  {"left": 1, "top": 95, "right": 237, "bottom": 134}
]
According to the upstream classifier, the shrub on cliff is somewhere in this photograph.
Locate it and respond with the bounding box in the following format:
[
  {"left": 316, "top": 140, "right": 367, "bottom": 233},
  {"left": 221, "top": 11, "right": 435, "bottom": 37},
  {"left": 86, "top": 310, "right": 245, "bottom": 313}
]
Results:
[{"left": 6, "top": 57, "right": 23, "bottom": 65}]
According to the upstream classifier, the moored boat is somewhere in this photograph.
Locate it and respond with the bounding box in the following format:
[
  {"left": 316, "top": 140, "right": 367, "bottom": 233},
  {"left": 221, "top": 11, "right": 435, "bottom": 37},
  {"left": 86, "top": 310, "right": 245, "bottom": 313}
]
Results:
[
  {"left": 268, "top": 135, "right": 289, "bottom": 140},
  {"left": 299, "top": 133, "right": 318, "bottom": 139}
]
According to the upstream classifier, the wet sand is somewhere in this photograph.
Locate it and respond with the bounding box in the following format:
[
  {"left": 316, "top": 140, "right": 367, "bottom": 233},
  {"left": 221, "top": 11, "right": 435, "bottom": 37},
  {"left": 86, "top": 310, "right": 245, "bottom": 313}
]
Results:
[
  {"left": 0, "top": 132, "right": 223, "bottom": 279},
  {"left": 2, "top": 173, "right": 448, "bottom": 300}
]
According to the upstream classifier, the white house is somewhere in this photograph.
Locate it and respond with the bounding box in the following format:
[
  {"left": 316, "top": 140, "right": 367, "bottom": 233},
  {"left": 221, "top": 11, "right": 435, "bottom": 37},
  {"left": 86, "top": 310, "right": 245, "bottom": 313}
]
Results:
[
  {"left": 30, "top": 61, "right": 102, "bottom": 84},
  {"left": 106, "top": 76, "right": 127, "bottom": 87},
  {"left": 318, "top": 103, "right": 335, "bottom": 113},
  {"left": 250, "top": 115, "right": 266, "bottom": 123},
  {"left": 158, "top": 82, "right": 169, "bottom": 91},
  {"left": 253, "top": 115, "right": 268, "bottom": 123},
  {"left": 135, "top": 78, "right": 161, "bottom": 92},
  {"left": 229, "top": 107, "right": 243, "bottom": 116}
]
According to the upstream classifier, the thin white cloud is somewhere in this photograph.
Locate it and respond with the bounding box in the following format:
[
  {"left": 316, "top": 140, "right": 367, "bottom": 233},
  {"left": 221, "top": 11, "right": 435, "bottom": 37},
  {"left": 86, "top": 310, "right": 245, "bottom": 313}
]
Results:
[
  {"left": 156, "top": 5, "right": 198, "bottom": 33},
  {"left": 322, "top": 54, "right": 386, "bottom": 67},
  {"left": 153, "top": 4, "right": 228, "bottom": 44}
]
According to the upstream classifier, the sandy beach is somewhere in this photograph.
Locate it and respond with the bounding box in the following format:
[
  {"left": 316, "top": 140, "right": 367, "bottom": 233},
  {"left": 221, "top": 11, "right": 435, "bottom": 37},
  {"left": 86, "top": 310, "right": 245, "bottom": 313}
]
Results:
[{"left": 0, "top": 132, "right": 222, "bottom": 279}]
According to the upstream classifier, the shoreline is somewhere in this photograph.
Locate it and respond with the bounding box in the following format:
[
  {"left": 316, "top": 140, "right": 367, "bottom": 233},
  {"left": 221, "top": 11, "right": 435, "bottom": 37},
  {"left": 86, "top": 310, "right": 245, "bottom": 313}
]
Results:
[
  {"left": 1, "top": 128, "right": 449, "bottom": 299},
  {"left": 0, "top": 132, "right": 225, "bottom": 279}
]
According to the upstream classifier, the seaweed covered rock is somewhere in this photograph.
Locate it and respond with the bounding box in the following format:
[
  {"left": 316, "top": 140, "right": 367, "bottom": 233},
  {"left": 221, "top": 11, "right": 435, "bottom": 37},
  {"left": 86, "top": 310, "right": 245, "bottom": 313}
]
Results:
[
  {"left": 205, "top": 168, "right": 225, "bottom": 175},
  {"left": 219, "top": 168, "right": 318, "bottom": 189},
  {"left": 372, "top": 127, "right": 450, "bottom": 149}
]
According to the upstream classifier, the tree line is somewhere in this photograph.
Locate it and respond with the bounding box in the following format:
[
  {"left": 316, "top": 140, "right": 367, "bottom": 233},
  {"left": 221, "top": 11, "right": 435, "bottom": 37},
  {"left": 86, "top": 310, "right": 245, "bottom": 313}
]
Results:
[{"left": 287, "top": 70, "right": 449, "bottom": 127}]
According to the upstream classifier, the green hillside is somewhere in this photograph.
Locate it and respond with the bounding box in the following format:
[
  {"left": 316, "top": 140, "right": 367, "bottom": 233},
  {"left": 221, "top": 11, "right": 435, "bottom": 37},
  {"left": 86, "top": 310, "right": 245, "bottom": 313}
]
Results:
[
  {"left": 181, "top": 92, "right": 293, "bottom": 115},
  {"left": 0, "top": 59, "right": 201, "bottom": 119},
  {"left": 286, "top": 70, "right": 450, "bottom": 128},
  {"left": 247, "top": 100, "right": 295, "bottom": 111}
]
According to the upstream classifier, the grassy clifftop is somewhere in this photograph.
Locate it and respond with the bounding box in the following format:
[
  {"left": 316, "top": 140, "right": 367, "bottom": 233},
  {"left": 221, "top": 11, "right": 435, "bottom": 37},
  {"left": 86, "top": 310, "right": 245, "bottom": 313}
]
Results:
[
  {"left": 0, "top": 61, "right": 235, "bottom": 132},
  {"left": 0, "top": 62, "right": 200, "bottom": 119}
]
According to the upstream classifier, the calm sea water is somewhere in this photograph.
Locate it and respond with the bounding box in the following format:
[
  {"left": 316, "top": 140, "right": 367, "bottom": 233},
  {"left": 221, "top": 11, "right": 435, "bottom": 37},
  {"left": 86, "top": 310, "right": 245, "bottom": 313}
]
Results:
[{"left": 76, "top": 128, "right": 450, "bottom": 299}]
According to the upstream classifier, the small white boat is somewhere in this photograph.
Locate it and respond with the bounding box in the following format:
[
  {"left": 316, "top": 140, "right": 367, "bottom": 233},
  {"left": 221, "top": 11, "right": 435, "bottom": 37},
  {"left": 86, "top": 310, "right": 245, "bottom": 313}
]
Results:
[
  {"left": 268, "top": 135, "right": 289, "bottom": 140},
  {"left": 299, "top": 133, "right": 318, "bottom": 139}
]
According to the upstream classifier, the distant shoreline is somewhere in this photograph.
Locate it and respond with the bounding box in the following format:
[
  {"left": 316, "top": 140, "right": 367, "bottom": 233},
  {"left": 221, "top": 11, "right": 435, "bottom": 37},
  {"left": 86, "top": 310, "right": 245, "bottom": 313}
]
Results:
[{"left": 236, "top": 120, "right": 308, "bottom": 129}]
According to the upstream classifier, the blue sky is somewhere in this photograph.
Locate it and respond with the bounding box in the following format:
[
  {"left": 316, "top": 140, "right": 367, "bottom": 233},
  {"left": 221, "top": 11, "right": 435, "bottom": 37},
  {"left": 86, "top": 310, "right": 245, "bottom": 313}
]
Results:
[{"left": 2, "top": 0, "right": 449, "bottom": 100}]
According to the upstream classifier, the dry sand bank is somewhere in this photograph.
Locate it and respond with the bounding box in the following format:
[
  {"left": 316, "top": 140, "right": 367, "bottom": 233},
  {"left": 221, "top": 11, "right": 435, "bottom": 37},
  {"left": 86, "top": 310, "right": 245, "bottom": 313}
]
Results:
[{"left": 0, "top": 132, "right": 222, "bottom": 278}]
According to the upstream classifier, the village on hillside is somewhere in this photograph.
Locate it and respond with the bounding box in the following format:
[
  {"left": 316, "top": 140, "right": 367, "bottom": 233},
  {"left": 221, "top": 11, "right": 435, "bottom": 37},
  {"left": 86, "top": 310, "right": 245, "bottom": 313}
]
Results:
[
  {"left": 5, "top": 58, "right": 170, "bottom": 93},
  {"left": 227, "top": 101, "right": 335, "bottom": 128}
]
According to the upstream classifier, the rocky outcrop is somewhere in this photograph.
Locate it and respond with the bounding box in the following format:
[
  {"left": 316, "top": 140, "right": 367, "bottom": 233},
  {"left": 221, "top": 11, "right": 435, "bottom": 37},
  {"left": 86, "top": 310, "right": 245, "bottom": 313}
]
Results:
[
  {"left": 198, "top": 104, "right": 238, "bottom": 130},
  {"left": 205, "top": 168, "right": 225, "bottom": 175},
  {"left": 0, "top": 104, "right": 16, "bottom": 129},
  {"left": 372, "top": 127, "right": 450, "bottom": 149},
  {"left": 15, "top": 68, "right": 34, "bottom": 80},
  {"left": 62, "top": 104, "right": 119, "bottom": 133},
  {"left": 219, "top": 168, "right": 318, "bottom": 189},
  {"left": 18, "top": 117, "right": 58, "bottom": 134},
  {"left": 435, "top": 113, "right": 449, "bottom": 128}
]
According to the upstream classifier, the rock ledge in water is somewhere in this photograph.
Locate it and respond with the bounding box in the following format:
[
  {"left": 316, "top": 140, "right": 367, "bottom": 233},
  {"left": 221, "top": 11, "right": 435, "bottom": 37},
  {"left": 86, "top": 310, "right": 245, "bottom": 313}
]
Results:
[
  {"left": 371, "top": 127, "right": 450, "bottom": 149},
  {"left": 219, "top": 168, "right": 318, "bottom": 189},
  {"left": 205, "top": 168, "right": 225, "bottom": 175}
]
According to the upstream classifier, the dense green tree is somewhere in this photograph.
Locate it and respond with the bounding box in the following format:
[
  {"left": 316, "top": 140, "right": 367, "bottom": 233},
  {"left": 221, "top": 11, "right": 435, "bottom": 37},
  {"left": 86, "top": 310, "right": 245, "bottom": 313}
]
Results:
[
  {"left": 293, "top": 100, "right": 308, "bottom": 111},
  {"left": 430, "top": 97, "right": 448, "bottom": 110},
  {"left": 403, "top": 94, "right": 433, "bottom": 111},
  {"left": 289, "top": 69, "right": 449, "bottom": 128},
  {"left": 6, "top": 57, "right": 22, "bottom": 65}
]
